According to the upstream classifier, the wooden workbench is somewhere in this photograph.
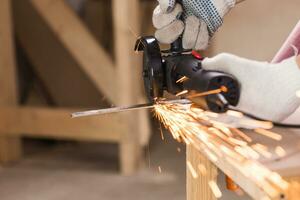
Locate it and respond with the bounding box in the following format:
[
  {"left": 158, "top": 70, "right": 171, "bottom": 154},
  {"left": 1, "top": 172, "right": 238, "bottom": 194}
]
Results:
[{"left": 187, "top": 127, "right": 300, "bottom": 200}]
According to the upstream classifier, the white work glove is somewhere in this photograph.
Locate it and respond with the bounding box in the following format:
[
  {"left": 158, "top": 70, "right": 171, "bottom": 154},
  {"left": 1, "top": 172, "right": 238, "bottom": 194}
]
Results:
[
  {"left": 202, "top": 53, "right": 300, "bottom": 123},
  {"left": 153, "top": 0, "right": 236, "bottom": 50}
]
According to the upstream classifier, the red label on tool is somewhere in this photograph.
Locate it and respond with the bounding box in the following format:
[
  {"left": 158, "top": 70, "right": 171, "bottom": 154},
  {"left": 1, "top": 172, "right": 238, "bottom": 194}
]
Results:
[{"left": 192, "top": 50, "right": 203, "bottom": 60}]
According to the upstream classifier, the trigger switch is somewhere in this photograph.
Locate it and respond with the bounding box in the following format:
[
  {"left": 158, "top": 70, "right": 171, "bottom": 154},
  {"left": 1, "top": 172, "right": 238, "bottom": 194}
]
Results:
[{"left": 192, "top": 50, "right": 203, "bottom": 60}]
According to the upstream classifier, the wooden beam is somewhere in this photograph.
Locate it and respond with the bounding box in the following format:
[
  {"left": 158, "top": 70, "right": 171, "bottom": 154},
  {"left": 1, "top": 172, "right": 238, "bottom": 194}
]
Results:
[
  {"left": 0, "top": 107, "right": 123, "bottom": 142},
  {"left": 187, "top": 145, "right": 218, "bottom": 200},
  {"left": 13, "top": 0, "right": 109, "bottom": 107},
  {"left": 30, "top": 0, "right": 118, "bottom": 104},
  {"left": 0, "top": 0, "right": 22, "bottom": 163},
  {"left": 113, "top": 0, "right": 151, "bottom": 175},
  {"left": 83, "top": 0, "right": 114, "bottom": 56},
  {"left": 113, "top": 0, "right": 141, "bottom": 104}
]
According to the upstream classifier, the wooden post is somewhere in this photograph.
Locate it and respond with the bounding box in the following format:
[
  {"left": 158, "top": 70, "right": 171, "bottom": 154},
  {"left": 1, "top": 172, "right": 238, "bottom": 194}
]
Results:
[
  {"left": 0, "top": 0, "right": 22, "bottom": 163},
  {"left": 187, "top": 145, "right": 218, "bottom": 200},
  {"left": 112, "top": 0, "right": 146, "bottom": 175}
]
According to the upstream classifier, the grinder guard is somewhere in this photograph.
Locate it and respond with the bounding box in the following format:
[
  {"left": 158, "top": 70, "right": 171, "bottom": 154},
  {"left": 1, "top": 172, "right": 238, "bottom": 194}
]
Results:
[
  {"left": 135, "top": 36, "right": 240, "bottom": 113},
  {"left": 135, "top": 37, "right": 164, "bottom": 101}
]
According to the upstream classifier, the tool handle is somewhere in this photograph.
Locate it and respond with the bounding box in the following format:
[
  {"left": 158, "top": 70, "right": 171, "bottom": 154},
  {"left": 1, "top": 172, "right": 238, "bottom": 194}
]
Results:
[
  {"left": 163, "top": 54, "right": 240, "bottom": 113},
  {"left": 171, "top": 37, "right": 183, "bottom": 52}
]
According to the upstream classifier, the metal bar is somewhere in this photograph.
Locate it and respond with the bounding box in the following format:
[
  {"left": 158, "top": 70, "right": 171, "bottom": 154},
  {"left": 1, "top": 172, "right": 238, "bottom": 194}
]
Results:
[
  {"left": 71, "top": 99, "right": 191, "bottom": 118},
  {"left": 71, "top": 103, "right": 154, "bottom": 118}
]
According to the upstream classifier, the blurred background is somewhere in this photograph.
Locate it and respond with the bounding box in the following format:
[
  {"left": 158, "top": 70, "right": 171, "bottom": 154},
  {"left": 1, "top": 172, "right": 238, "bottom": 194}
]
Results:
[{"left": 0, "top": 0, "right": 299, "bottom": 199}]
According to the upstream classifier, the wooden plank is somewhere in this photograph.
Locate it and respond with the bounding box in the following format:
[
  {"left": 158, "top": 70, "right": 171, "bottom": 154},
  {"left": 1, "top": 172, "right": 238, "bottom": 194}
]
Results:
[
  {"left": 30, "top": 0, "right": 118, "bottom": 104},
  {"left": 83, "top": 0, "right": 114, "bottom": 56},
  {"left": 187, "top": 145, "right": 218, "bottom": 200},
  {"left": 186, "top": 127, "right": 300, "bottom": 200},
  {"left": 0, "top": 0, "right": 17, "bottom": 105},
  {"left": 285, "top": 177, "right": 300, "bottom": 200},
  {"left": 186, "top": 145, "right": 282, "bottom": 200},
  {"left": 13, "top": 0, "right": 109, "bottom": 107},
  {"left": 186, "top": 142, "right": 286, "bottom": 199},
  {"left": 0, "top": 0, "right": 22, "bottom": 163},
  {"left": 113, "top": 0, "right": 151, "bottom": 174},
  {"left": 0, "top": 106, "right": 123, "bottom": 142}
]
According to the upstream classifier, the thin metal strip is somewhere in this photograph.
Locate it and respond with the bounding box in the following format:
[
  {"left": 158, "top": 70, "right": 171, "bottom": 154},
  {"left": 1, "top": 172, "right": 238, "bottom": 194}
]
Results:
[{"left": 71, "top": 99, "right": 191, "bottom": 118}]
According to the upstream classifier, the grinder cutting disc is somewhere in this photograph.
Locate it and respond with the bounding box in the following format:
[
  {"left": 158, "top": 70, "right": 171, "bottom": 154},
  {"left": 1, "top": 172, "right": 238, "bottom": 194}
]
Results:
[{"left": 135, "top": 37, "right": 164, "bottom": 101}]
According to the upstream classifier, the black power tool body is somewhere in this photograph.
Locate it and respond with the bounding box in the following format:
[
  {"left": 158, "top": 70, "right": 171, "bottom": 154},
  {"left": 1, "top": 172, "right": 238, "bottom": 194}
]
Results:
[{"left": 135, "top": 36, "right": 240, "bottom": 113}]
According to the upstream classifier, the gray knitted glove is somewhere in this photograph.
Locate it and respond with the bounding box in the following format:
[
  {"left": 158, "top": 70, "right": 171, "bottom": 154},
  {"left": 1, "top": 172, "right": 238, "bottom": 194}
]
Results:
[{"left": 153, "top": 0, "right": 235, "bottom": 50}]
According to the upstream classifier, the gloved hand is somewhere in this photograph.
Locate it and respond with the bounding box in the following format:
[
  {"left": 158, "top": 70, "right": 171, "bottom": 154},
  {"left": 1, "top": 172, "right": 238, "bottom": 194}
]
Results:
[
  {"left": 202, "top": 53, "right": 300, "bottom": 123},
  {"left": 153, "top": 0, "right": 236, "bottom": 50}
]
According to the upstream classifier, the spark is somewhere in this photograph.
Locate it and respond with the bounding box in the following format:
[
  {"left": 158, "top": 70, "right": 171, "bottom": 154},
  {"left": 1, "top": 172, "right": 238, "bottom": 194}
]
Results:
[
  {"left": 176, "top": 76, "right": 189, "bottom": 83},
  {"left": 187, "top": 161, "right": 199, "bottom": 179},
  {"left": 197, "top": 164, "right": 207, "bottom": 176},
  {"left": 176, "top": 90, "right": 189, "bottom": 96},
  {"left": 254, "top": 128, "right": 282, "bottom": 141},
  {"left": 209, "top": 180, "right": 223, "bottom": 198},
  {"left": 187, "top": 86, "right": 227, "bottom": 99},
  {"left": 228, "top": 137, "right": 248, "bottom": 146},
  {"left": 275, "top": 146, "right": 286, "bottom": 157},
  {"left": 158, "top": 166, "right": 162, "bottom": 173},
  {"left": 153, "top": 101, "right": 288, "bottom": 197},
  {"left": 213, "top": 122, "right": 232, "bottom": 137},
  {"left": 234, "top": 146, "right": 259, "bottom": 160},
  {"left": 252, "top": 144, "right": 272, "bottom": 158},
  {"left": 240, "top": 120, "right": 274, "bottom": 130},
  {"left": 159, "top": 123, "right": 165, "bottom": 140},
  {"left": 244, "top": 146, "right": 260, "bottom": 159},
  {"left": 231, "top": 128, "right": 252, "bottom": 143}
]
